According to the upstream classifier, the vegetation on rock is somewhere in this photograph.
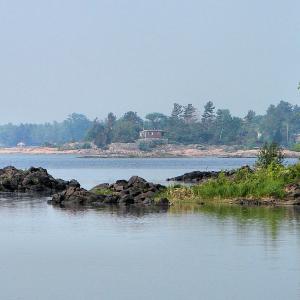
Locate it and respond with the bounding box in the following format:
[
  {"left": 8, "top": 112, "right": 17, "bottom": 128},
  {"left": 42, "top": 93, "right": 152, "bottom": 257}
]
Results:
[{"left": 160, "top": 143, "right": 300, "bottom": 205}]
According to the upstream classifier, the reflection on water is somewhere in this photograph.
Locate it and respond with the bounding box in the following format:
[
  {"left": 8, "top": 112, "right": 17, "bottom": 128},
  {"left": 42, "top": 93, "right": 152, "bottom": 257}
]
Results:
[
  {"left": 0, "top": 155, "right": 299, "bottom": 300},
  {"left": 0, "top": 196, "right": 299, "bottom": 300},
  {"left": 171, "top": 204, "right": 300, "bottom": 240}
]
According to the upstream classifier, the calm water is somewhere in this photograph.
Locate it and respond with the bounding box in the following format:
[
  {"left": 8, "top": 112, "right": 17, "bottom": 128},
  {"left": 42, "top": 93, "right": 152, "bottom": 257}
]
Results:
[{"left": 0, "top": 155, "right": 299, "bottom": 300}]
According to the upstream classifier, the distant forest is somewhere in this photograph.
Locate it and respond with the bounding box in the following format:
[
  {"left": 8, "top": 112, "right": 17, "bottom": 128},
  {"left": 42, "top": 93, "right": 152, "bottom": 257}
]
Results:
[{"left": 0, "top": 101, "right": 300, "bottom": 148}]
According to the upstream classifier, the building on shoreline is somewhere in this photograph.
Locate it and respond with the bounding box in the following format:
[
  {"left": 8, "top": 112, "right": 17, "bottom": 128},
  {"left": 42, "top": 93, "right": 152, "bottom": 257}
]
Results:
[{"left": 139, "top": 130, "right": 165, "bottom": 139}]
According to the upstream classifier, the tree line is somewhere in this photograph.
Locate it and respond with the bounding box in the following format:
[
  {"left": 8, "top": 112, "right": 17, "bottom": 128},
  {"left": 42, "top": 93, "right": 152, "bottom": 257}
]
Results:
[{"left": 0, "top": 101, "right": 299, "bottom": 148}]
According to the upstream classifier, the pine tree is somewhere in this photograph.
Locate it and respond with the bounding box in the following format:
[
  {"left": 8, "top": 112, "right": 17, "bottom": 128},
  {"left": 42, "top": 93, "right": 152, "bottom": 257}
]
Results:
[
  {"left": 183, "top": 104, "right": 197, "bottom": 123},
  {"left": 244, "top": 110, "right": 256, "bottom": 123},
  {"left": 171, "top": 103, "right": 183, "bottom": 119},
  {"left": 106, "top": 112, "right": 116, "bottom": 129},
  {"left": 201, "top": 101, "right": 215, "bottom": 124}
]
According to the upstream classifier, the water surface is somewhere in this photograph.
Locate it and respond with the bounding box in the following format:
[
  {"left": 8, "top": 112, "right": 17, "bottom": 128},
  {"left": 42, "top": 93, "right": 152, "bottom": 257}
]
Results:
[{"left": 0, "top": 155, "right": 299, "bottom": 300}]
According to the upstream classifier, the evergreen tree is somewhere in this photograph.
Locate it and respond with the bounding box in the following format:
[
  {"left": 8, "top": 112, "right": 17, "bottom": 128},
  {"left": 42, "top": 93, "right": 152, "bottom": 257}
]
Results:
[
  {"left": 241, "top": 110, "right": 258, "bottom": 146},
  {"left": 183, "top": 104, "right": 197, "bottom": 123},
  {"left": 105, "top": 113, "right": 117, "bottom": 144},
  {"left": 106, "top": 112, "right": 116, "bottom": 129},
  {"left": 85, "top": 119, "right": 108, "bottom": 148},
  {"left": 171, "top": 103, "right": 183, "bottom": 119},
  {"left": 244, "top": 110, "right": 256, "bottom": 123},
  {"left": 201, "top": 101, "right": 215, "bottom": 124}
]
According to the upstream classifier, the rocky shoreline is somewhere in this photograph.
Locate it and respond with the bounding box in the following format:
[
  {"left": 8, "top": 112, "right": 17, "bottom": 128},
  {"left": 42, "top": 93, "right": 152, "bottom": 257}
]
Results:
[
  {"left": 167, "top": 168, "right": 300, "bottom": 206},
  {"left": 167, "top": 166, "right": 252, "bottom": 183},
  {"left": 0, "top": 166, "right": 74, "bottom": 195},
  {"left": 0, "top": 166, "right": 169, "bottom": 208},
  {"left": 49, "top": 176, "right": 169, "bottom": 208},
  {"left": 0, "top": 166, "right": 299, "bottom": 207},
  {"left": 1, "top": 145, "right": 300, "bottom": 158}
]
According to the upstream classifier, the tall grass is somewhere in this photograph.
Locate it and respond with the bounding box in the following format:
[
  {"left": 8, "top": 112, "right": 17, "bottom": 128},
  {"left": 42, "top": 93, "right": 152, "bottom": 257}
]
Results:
[
  {"left": 193, "top": 171, "right": 286, "bottom": 199},
  {"left": 161, "top": 163, "right": 300, "bottom": 203}
]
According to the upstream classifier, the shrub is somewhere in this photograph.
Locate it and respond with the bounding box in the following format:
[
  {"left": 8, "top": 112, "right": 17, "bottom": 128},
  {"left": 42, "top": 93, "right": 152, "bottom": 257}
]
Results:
[
  {"left": 255, "top": 142, "right": 284, "bottom": 168},
  {"left": 160, "top": 162, "right": 300, "bottom": 203}
]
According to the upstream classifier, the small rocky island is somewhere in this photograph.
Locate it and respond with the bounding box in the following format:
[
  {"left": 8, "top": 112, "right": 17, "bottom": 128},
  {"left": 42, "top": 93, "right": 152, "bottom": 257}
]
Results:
[
  {"left": 166, "top": 167, "right": 300, "bottom": 206},
  {"left": 49, "top": 176, "right": 169, "bottom": 208},
  {"left": 0, "top": 166, "right": 72, "bottom": 194},
  {"left": 0, "top": 166, "right": 169, "bottom": 208},
  {"left": 1, "top": 152, "right": 300, "bottom": 208}
]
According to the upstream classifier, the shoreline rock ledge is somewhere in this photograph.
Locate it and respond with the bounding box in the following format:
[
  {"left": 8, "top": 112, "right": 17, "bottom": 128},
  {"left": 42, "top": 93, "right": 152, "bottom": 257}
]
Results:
[
  {"left": 49, "top": 176, "right": 169, "bottom": 208},
  {"left": 167, "top": 166, "right": 252, "bottom": 183},
  {"left": 0, "top": 166, "right": 74, "bottom": 195}
]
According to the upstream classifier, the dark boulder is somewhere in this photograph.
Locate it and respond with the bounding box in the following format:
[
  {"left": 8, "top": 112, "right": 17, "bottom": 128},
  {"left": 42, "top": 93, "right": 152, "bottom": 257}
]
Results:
[
  {"left": 284, "top": 184, "right": 300, "bottom": 204},
  {"left": 50, "top": 176, "right": 169, "bottom": 208},
  {"left": 167, "top": 165, "right": 253, "bottom": 183},
  {"left": 127, "top": 176, "right": 146, "bottom": 187},
  {"left": 156, "top": 198, "right": 170, "bottom": 206},
  {"left": 50, "top": 186, "right": 106, "bottom": 207},
  {"left": 0, "top": 166, "right": 72, "bottom": 195}
]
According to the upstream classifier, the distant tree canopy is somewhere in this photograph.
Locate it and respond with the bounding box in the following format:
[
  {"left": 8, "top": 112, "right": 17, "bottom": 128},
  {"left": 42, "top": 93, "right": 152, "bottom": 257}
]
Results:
[
  {"left": 0, "top": 101, "right": 300, "bottom": 148},
  {"left": 0, "top": 113, "right": 91, "bottom": 146}
]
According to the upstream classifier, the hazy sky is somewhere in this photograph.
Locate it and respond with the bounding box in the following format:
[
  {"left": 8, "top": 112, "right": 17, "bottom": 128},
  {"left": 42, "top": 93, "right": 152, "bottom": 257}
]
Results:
[{"left": 0, "top": 0, "right": 299, "bottom": 124}]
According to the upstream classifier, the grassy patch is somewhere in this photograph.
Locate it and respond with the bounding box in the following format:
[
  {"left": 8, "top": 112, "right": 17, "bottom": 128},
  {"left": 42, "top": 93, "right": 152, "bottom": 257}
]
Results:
[
  {"left": 292, "top": 143, "right": 300, "bottom": 152},
  {"left": 91, "top": 188, "right": 114, "bottom": 195},
  {"left": 160, "top": 163, "right": 300, "bottom": 204}
]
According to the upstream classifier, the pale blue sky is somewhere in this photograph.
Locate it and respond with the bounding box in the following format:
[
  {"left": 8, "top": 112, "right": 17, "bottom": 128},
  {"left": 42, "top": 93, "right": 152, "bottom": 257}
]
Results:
[{"left": 0, "top": 0, "right": 299, "bottom": 123}]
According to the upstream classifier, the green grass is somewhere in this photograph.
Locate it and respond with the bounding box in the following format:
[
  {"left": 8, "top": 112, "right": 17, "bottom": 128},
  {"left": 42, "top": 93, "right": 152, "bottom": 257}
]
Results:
[
  {"left": 158, "top": 163, "right": 300, "bottom": 204},
  {"left": 91, "top": 188, "right": 114, "bottom": 195},
  {"left": 292, "top": 143, "right": 300, "bottom": 152}
]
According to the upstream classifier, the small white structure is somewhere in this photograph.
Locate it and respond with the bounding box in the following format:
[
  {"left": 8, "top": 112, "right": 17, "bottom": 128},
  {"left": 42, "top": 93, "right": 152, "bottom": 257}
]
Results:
[{"left": 17, "top": 142, "right": 26, "bottom": 148}]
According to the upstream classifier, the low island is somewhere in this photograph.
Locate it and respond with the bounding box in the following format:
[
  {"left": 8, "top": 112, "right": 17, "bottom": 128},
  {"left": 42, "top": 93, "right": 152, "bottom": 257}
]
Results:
[{"left": 0, "top": 143, "right": 299, "bottom": 208}]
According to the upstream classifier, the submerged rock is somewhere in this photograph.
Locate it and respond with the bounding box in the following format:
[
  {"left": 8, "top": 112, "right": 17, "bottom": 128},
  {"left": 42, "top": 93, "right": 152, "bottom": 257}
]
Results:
[
  {"left": 49, "top": 176, "right": 169, "bottom": 208},
  {"left": 0, "top": 166, "right": 74, "bottom": 195}
]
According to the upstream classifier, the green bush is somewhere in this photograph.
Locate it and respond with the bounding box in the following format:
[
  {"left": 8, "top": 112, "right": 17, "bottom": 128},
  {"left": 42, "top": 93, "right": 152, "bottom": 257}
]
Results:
[
  {"left": 255, "top": 142, "right": 284, "bottom": 168},
  {"left": 161, "top": 162, "right": 300, "bottom": 202}
]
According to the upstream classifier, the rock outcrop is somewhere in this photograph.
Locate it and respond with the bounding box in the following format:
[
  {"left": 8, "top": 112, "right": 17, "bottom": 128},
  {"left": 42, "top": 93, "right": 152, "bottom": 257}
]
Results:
[
  {"left": 167, "top": 165, "right": 252, "bottom": 183},
  {"left": 284, "top": 183, "right": 300, "bottom": 205},
  {"left": 0, "top": 166, "right": 73, "bottom": 195},
  {"left": 49, "top": 176, "right": 169, "bottom": 208}
]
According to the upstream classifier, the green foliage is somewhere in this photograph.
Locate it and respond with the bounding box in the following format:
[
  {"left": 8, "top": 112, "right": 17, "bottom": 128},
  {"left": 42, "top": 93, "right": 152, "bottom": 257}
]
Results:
[
  {"left": 145, "top": 113, "right": 168, "bottom": 129},
  {"left": 162, "top": 163, "right": 300, "bottom": 203},
  {"left": 183, "top": 104, "right": 197, "bottom": 123},
  {"left": 292, "top": 143, "right": 300, "bottom": 152},
  {"left": 0, "top": 113, "right": 91, "bottom": 146},
  {"left": 85, "top": 119, "right": 108, "bottom": 148},
  {"left": 91, "top": 188, "right": 114, "bottom": 195},
  {"left": 256, "top": 142, "right": 284, "bottom": 168},
  {"left": 81, "top": 143, "right": 92, "bottom": 149},
  {"left": 171, "top": 103, "right": 183, "bottom": 119},
  {"left": 202, "top": 101, "right": 215, "bottom": 123},
  {"left": 192, "top": 168, "right": 286, "bottom": 200},
  {"left": 0, "top": 100, "right": 300, "bottom": 148}
]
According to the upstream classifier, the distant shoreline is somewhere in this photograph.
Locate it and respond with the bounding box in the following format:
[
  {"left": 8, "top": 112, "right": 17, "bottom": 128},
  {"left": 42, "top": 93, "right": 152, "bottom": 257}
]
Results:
[{"left": 0, "top": 145, "right": 299, "bottom": 158}]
